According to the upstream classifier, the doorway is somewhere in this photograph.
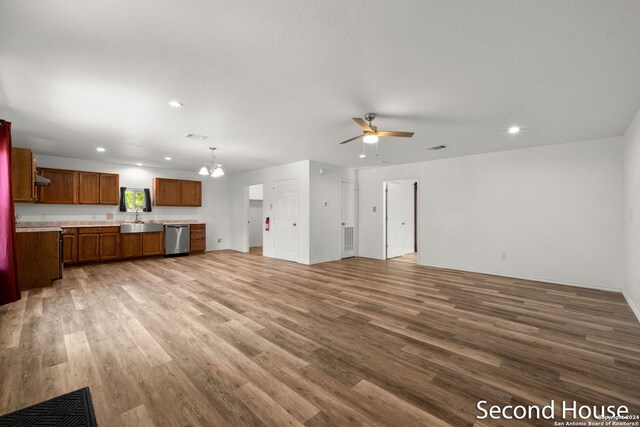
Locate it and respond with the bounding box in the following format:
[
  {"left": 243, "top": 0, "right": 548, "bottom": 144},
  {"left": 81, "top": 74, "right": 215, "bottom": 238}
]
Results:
[
  {"left": 248, "top": 184, "right": 264, "bottom": 256},
  {"left": 384, "top": 179, "right": 417, "bottom": 262}
]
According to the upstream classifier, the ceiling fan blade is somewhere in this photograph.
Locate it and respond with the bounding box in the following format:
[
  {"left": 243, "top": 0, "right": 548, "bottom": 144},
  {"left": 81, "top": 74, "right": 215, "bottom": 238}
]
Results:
[
  {"left": 353, "top": 118, "right": 373, "bottom": 132},
  {"left": 377, "top": 131, "right": 414, "bottom": 138},
  {"left": 339, "top": 135, "right": 363, "bottom": 144}
]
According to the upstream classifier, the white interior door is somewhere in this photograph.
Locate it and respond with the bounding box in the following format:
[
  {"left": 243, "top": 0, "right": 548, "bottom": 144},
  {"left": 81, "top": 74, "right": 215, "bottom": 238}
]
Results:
[
  {"left": 386, "top": 181, "right": 413, "bottom": 258},
  {"left": 249, "top": 200, "right": 263, "bottom": 247},
  {"left": 274, "top": 178, "right": 298, "bottom": 262},
  {"left": 341, "top": 181, "right": 355, "bottom": 258}
]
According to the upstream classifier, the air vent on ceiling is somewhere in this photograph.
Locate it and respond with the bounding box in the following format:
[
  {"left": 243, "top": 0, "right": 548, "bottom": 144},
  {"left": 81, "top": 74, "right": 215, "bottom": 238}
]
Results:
[
  {"left": 185, "top": 133, "right": 208, "bottom": 140},
  {"left": 426, "top": 145, "right": 447, "bottom": 151}
]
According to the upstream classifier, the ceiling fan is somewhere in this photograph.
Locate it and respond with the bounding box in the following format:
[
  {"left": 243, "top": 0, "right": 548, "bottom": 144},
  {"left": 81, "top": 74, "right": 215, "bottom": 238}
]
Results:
[{"left": 339, "top": 113, "right": 414, "bottom": 144}]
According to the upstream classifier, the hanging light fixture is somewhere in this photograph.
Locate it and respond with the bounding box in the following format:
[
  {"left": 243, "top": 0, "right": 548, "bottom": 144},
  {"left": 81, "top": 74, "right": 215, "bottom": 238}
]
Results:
[{"left": 198, "top": 147, "right": 225, "bottom": 177}]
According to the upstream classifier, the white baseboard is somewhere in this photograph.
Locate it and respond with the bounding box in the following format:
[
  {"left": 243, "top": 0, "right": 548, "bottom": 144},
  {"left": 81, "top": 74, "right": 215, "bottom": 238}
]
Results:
[
  {"left": 623, "top": 291, "right": 640, "bottom": 323},
  {"left": 308, "top": 257, "right": 340, "bottom": 265},
  {"left": 420, "top": 262, "right": 622, "bottom": 293}
]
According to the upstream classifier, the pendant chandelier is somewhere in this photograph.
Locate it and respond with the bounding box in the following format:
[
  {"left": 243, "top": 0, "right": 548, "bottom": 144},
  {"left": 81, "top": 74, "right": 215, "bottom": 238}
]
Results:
[{"left": 198, "top": 147, "right": 225, "bottom": 177}]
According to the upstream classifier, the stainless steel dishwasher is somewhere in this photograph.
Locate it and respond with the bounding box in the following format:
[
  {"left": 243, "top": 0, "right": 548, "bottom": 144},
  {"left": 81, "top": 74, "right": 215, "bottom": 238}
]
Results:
[{"left": 164, "top": 224, "right": 190, "bottom": 256}]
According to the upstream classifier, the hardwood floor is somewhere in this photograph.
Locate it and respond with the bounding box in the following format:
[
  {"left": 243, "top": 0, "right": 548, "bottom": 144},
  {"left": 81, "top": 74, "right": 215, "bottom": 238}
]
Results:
[{"left": 1, "top": 251, "right": 639, "bottom": 426}]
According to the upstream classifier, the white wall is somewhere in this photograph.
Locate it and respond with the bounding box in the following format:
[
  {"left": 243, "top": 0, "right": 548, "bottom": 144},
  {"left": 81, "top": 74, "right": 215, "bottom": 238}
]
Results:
[
  {"left": 14, "top": 154, "right": 230, "bottom": 251},
  {"left": 309, "top": 161, "right": 356, "bottom": 264},
  {"left": 227, "top": 160, "right": 310, "bottom": 263},
  {"left": 624, "top": 108, "right": 640, "bottom": 319},
  {"left": 358, "top": 137, "right": 624, "bottom": 290},
  {"left": 249, "top": 200, "right": 263, "bottom": 247}
]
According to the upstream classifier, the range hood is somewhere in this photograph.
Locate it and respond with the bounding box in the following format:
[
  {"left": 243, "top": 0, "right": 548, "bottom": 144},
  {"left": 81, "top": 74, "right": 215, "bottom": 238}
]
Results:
[{"left": 35, "top": 174, "right": 50, "bottom": 186}]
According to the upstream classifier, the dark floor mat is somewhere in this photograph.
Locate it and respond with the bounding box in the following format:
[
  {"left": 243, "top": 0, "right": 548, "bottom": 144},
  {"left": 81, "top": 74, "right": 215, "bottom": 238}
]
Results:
[{"left": 0, "top": 387, "right": 97, "bottom": 426}]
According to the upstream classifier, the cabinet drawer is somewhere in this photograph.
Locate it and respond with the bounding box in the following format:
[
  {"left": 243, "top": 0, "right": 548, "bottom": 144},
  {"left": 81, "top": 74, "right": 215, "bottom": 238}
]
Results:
[
  {"left": 190, "top": 230, "right": 206, "bottom": 239},
  {"left": 79, "top": 227, "right": 101, "bottom": 234},
  {"left": 190, "top": 224, "right": 206, "bottom": 231},
  {"left": 63, "top": 227, "right": 77, "bottom": 234},
  {"left": 79, "top": 226, "right": 120, "bottom": 234}
]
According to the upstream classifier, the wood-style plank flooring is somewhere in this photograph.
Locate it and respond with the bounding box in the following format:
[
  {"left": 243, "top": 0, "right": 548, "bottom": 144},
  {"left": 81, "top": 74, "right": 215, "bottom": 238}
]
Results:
[{"left": 1, "top": 251, "right": 639, "bottom": 426}]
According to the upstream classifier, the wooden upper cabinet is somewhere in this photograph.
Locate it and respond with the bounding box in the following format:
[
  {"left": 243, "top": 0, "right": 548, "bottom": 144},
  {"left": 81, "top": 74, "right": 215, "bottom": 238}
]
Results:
[
  {"left": 154, "top": 178, "right": 202, "bottom": 207},
  {"left": 38, "top": 168, "right": 78, "bottom": 204},
  {"left": 180, "top": 180, "right": 202, "bottom": 207},
  {"left": 153, "top": 178, "right": 181, "bottom": 206},
  {"left": 78, "top": 172, "right": 99, "bottom": 204},
  {"left": 11, "top": 147, "right": 36, "bottom": 203},
  {"left": 99, "top": 173, "right": 119, "bottom": 205}
]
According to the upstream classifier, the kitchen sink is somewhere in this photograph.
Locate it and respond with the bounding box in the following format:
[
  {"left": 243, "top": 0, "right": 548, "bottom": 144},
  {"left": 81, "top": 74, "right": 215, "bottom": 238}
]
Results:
[{"left": 120, "top": 223, "right": 164, "bottom": 233}]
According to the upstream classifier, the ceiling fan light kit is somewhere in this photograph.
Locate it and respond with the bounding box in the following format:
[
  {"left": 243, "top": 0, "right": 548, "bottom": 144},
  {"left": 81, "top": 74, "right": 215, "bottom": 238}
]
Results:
[{"left": 339, "top": 113, "right": 415, "bottom": 159}]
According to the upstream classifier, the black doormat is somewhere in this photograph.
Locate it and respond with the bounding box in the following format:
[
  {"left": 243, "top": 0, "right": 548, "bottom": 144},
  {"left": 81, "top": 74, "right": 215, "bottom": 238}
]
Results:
[{"left": 0, "top": 387, "right": 97, "bottom": 426}]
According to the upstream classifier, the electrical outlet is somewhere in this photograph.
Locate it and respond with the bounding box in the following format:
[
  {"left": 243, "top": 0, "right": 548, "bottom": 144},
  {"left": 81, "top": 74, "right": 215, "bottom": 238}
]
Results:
[
  {"left": 217, "top": 238, "right": 222, "bottom": 243},
  {"left": 501, "top": 252, "right": 507, "bottom": 260},
  {"left": 373, "top": 206, "right": 377, "bottom": 212}
]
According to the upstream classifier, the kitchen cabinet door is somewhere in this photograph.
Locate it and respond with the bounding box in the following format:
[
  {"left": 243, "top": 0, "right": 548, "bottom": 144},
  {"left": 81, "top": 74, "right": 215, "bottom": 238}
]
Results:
[
  {"left": 99, "top": 173, "right": 119, "bottom": 205},
  {"left": 11, "top": 147, "right": 36, "bottom": 203},
  {"left": 190, "top": 224, "right": 206, "bottom": 253},
  {"left": 179, "top": 180, "right": 202, "bottom": 207},
  {"left": 121, "top": 233, "right": 142, "bottom": 258},
  {"left": 78, "top": 172, "right": 99, "bottom": 204},
  {"left": 16, "top": 231, "right": 61, "bottom": 290},
  {"left": 154, "top": 178, "right": 180, "bottom": 206},
  {"left": 142, "top": 232, "right": 164, "bottom": 256},
  {"left": 78, "top": 233, "right": 100, "bottom": 262},
  {"left": 38, "top": 168, "right": 78, "bottom": 204},
  {"left": 62, "top": 229, "right": 78, "bottom": 264},
  {"left": 100, "top": 232, "right": 121, "bottom": 260}
]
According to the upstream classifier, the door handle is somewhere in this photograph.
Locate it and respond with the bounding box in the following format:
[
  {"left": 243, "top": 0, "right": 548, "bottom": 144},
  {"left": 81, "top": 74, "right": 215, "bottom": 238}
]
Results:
[
  {"left": 341, "top": 222, "right": 345, "bottom": 226},
  {"left": 402, "top": 222, "right": 405, "bottom": 225},
  {"left": 293, "top": 223, "right": 297, "bottom": 226}
]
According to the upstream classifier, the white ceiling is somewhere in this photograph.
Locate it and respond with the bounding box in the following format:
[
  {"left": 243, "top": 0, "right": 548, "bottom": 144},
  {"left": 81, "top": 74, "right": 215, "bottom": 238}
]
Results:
[{"left": 1, "top": 1, "right": 640, "bottom": 174}]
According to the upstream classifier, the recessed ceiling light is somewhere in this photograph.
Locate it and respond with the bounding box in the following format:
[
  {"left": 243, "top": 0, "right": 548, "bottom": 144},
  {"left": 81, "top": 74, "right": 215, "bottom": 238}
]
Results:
[
  {"left": 164, "top": 156, "right": 172, "bottom": 161},
  {"left": 96, "top": 147, "right": 106, "bottom": 152},
  {"left": 508, "top": 126, "right": 521, "bottom": 134},
  {"left": 359, "top": 153, "right": 366, "bottom": 159},
  {"left": 185, "top": 133, "right": 208, "bottom": 140},
  {"left": 168, "top": 100, "right": 183, "bottom": 108},
  {"left": 136, "top": 162, "right": 143, "bottom": 166}
]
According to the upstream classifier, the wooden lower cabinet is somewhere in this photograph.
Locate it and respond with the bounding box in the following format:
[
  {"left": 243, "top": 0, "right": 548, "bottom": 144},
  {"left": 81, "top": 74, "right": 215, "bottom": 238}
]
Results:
[
  {"left": 78, "top": 233, "right": 100, "bottom": 262},
  {"left": 121, "top": 231, "right": 164, "bottom": 258},
  {"left": 62, "top": 228, "right": 78, "bottom": 264},
  {"left": 100, "top": 232, "right": 121, "bottom": 260},
  {"left": 121, "top": 233, "right": 143, "bottom": 258},
  {"left": 16, "top": 231, "right": 61, "bottom": 290},
  {"left": 190, "top": 224, "right": 206, "bottom": 253},
  {"left": 142, "top": 232, "right": 164, "bottom": 256},
  {"left": 78, "top": 227, "right": 120, "bottom": 262}
]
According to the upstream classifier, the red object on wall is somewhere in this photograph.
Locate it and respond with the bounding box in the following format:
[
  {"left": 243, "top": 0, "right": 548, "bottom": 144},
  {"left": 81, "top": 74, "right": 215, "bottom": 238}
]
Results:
[
  {"left": 0, "top": 120, "right": 21, "bottom": 306},
  {"left": 265, "top": 217, "right": 269, "bottom": 231}
]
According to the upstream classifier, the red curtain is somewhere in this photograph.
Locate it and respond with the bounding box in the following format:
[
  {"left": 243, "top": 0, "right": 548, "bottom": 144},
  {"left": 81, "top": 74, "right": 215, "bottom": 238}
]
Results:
[{"left": 0, "top": 120, "right": 20, "bottom": 306}]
